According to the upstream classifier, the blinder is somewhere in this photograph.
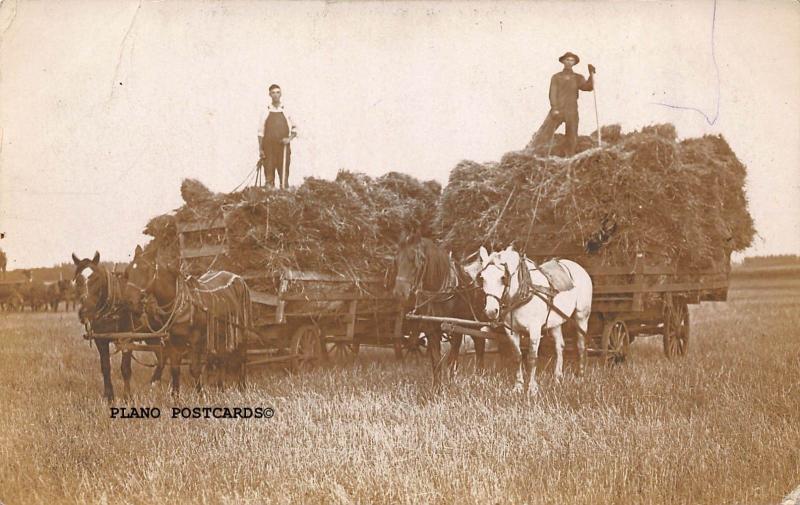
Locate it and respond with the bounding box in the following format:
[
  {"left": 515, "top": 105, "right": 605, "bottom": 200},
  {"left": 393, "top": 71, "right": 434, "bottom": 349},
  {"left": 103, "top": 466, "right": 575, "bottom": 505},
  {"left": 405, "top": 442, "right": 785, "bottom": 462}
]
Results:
[{"left": 478, "top": 261, "right": 512, "bottom": 320}]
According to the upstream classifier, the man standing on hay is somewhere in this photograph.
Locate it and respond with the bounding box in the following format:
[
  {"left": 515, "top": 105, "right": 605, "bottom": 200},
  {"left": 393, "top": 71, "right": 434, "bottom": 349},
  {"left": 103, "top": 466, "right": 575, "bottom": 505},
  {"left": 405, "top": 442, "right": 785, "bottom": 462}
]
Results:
[
  {"left": 531, "top": 52, "right": 595, "bottom": 157},
  {"left": 258, "top": 84, "right": 297, "bottom": 188}
]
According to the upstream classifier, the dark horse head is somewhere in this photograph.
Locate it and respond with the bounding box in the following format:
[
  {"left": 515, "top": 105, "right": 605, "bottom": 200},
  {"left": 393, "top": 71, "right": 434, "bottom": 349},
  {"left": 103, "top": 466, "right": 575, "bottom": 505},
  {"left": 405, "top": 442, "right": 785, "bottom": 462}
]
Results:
[
  {"left": 72, "top": 251, "right": 105, "bottom": 324},
  {"left": 123, "top": 244, "right": 181, "bottom": 318},
  {"left": 392, "top": 233, "right": 457, "bottom": 306},
  {"left": 123, "top": 245, "right": 156, "bottom": 312},
  {"left": 71, "top": 251, "right": 138, "bottom": 326}
]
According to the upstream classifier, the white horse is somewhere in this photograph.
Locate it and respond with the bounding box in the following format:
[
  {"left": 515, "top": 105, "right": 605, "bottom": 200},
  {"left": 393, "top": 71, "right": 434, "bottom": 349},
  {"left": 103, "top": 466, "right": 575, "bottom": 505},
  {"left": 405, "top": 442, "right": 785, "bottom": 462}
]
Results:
[{"left": 478, "top": 245, "right": 593, "bottom": 394}]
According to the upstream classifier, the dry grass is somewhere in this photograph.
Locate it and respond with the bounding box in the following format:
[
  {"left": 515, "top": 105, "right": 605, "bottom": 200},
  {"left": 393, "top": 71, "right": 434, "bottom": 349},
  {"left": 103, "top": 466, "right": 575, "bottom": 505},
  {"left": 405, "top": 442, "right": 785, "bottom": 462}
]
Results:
[{"left": 1, "top": 277, "right": 799, "bottom": 505}]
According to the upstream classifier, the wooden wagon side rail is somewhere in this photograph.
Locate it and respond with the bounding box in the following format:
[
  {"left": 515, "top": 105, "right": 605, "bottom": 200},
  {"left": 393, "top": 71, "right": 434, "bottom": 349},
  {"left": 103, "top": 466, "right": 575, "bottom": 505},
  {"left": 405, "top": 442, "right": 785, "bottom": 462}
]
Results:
[
  {"left": 176, "top": 218, "right": 226, "bottom": 233},
  {"left": 593, "top": 278, "right": 729, "bottom": 294},
  {"left": 85, "top": 332, "right": 169, "bottom": 341}
]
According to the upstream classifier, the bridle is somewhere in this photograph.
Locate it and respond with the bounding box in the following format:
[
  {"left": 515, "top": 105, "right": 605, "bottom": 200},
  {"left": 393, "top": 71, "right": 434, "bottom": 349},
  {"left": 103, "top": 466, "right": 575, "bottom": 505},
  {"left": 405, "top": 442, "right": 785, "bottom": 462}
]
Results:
[
  {"left": 478, "top": 253, "right": 552, "bottom": 325},
  {"left": 477, "top": 260, "right": 512, "bottom": 320},
  {"left": 399, "top": 247, "right": 464, "bottom": 314},
  {"left": 129, "top": 255, "right": 190, "bottom": 334},
  {"left": 75, "top": 264, "right": 127, "bottom": 334},
  {"left": 395, "top": 247, "right": 427, "bottom": 296}
]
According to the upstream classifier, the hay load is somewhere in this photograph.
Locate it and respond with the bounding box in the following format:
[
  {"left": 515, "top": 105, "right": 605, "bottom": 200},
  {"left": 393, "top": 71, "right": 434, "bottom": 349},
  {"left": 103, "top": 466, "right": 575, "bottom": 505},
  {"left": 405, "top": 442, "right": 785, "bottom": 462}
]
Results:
[
  {"left": 437, "top": 124, "right": 755, "bottom": 270},
  {"left": 143, "top": 171, "right": 441, "bottom": 280}
]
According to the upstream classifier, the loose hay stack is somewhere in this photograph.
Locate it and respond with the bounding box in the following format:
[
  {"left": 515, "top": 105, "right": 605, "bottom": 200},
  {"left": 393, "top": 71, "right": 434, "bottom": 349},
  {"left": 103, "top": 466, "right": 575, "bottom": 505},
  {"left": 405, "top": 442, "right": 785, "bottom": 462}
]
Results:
[
  {"left": 437, "top": 124, "right": 755, "bottom": 270},
  {"left": 143, "top": 171, "right": 441, "bottom": 282}
]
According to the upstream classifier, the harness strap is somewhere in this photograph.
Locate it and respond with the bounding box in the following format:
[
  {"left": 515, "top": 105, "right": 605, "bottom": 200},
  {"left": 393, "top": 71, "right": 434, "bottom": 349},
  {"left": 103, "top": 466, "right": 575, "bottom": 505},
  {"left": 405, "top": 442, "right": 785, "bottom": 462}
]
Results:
[{"left": 409, "top": 256, "right": 463, "bottom": 315}]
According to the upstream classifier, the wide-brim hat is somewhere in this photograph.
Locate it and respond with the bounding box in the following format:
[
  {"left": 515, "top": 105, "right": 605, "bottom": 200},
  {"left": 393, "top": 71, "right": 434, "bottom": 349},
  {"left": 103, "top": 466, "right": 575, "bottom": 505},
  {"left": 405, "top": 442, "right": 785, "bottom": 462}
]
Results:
[{"left": 558, "top": 52, "right": 580, "bottom": 64}]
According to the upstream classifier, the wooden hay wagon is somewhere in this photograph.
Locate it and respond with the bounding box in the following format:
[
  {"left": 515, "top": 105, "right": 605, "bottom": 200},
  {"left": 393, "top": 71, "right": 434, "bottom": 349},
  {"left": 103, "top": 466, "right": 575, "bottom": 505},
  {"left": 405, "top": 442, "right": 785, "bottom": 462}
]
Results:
[
  {"left": 177, "top": 215, "right": 405, "bottom": 377},
  {"left": 528, "top": 223, "right": 729, "bottom": 364},
  {"left": 421, "top": 223, "right": 731, "bottom": 368}
]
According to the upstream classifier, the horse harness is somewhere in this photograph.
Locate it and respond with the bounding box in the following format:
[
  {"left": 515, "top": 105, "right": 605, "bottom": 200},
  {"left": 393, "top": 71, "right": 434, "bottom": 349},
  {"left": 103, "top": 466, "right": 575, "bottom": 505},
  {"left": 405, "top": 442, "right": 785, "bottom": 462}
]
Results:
[
  {"left": 480, "top": 256, "right": 561, "bottom": 326},
  {"left": 76, "top": 266, "right": 146, "bottom": 337},
  {"left": 136, "top": 261, "right": 251, "bottom": 354},
  {"left": 481, "top": 256, "right": 587, "bottom": 338},
  {"left": 407, "top": 256, "right": 484, "bottom": 322}
]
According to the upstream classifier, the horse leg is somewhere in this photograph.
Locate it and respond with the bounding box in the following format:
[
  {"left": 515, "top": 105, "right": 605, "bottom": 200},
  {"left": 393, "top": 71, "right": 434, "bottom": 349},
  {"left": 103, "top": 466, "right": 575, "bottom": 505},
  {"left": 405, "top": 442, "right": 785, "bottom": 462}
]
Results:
[
  {"left": 168, "top": 345, "right": 182, "bottom": 399},
  {"left": 236, "top": 350, "right": 247, "bottom": 392},
  {"left": 505, "top": 330, "right": 525, "bottom": 393},
  {"left": 428, "top": 331, "right": 443, "bottom": 389},
  {"left": 96, "top": 340, "right": 114, "bottom": 402},
  {"left": 525, "top": 329, "right": 542, "bottom": 395},
  {"left": 149, "top": 343, "right": 165, "bottom": 385},
  {"left": 574, "top": 314, "right": 590, "bottom": 376},
  {"left": 549, "top": 325, "right": 565, "bottom": 380},
  {"left": 473, "top": 336, "right": 486, "bottom": 371},
  {"left": 121, "top": 351, "right": 133, "bottom": 399},
  {"left": 447, "top": 334, "right": 462, "bottom": 380},
  {"left": 189, "top": 341, "right": 205, "bottom": 393}
]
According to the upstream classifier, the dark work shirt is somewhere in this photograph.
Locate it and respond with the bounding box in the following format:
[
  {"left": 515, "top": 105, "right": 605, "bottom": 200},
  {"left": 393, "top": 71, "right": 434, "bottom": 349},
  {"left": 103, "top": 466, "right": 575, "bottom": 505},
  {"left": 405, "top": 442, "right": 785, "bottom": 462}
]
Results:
[{"left": 549, "top": 69, "right": 593, "bottom": 111}]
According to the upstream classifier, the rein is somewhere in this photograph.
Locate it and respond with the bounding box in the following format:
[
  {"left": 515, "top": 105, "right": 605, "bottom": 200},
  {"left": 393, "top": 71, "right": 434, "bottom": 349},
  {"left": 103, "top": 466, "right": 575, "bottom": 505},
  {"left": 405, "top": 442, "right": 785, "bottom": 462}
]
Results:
[
  {"left": 139, "top": 270, "right": 187, "bottom": 335},
  {"left": 407, "top": 251, "right": 467, "bottom": 315},
  {"left": 480, "top": 255, "right": 556, "bottom": 326},
  {"left": 78, "top": 264, "right": 152, "bottom": 337}
]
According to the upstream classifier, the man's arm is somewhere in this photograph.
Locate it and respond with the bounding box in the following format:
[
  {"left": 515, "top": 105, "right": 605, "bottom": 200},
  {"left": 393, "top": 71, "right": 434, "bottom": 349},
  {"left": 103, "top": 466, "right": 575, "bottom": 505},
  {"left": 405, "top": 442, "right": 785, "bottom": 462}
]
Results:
[
  {"left": 257, "top": 113, "right": 265, "bottom": 157},
  {"left": 548, "top": 74, "right": 558, "bottom": 110},
  {"left": 579, "top": 65, "right": 595, "bottom": 91}
]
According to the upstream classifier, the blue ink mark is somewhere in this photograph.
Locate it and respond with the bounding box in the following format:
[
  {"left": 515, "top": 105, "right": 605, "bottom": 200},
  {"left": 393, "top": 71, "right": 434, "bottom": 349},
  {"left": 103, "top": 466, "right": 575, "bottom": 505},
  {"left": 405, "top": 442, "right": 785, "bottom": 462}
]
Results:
[{"left": 653, "top": 0, "right": 720, "bottom": 125}]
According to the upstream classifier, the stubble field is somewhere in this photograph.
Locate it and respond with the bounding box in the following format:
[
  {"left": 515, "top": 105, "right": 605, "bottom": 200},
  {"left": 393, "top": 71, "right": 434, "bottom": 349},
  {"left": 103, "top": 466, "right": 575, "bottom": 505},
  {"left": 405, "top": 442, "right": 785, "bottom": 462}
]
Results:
[{"left": 1, "top": 275, "right": 798, "bottom": 505}]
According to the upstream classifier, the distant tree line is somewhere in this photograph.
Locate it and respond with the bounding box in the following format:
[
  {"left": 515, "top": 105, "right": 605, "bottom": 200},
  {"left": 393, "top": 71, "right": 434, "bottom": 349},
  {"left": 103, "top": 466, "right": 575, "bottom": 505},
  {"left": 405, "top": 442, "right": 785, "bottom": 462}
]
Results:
[
  {"left": 0, "top": 262, "right": 129, "bottom": 283},
  {"left": 741, "top": 255, "right": 800, "bottom": 267}
]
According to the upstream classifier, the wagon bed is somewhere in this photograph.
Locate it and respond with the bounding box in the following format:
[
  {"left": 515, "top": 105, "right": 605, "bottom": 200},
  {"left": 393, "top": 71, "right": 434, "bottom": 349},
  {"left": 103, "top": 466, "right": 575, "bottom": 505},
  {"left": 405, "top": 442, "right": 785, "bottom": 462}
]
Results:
[
  {"left": 176, "top": 215, "right": 404, "bottom": 374},
  {"left": 521, "top": 222, "right": 731, "bottom": 363}
]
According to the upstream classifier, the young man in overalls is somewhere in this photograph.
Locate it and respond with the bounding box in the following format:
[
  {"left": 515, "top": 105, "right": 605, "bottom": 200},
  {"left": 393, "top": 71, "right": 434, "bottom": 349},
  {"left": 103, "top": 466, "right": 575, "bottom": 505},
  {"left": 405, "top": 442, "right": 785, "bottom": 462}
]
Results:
[{"left": 258, "top": 84, "right": 297, "bottom": 188}]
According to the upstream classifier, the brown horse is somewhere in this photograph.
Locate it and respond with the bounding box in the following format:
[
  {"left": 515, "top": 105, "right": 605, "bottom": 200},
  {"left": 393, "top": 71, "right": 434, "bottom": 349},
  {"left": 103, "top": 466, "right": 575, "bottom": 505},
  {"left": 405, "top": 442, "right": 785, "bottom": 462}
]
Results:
[
  {"left": 60, "top": 276, "right": 83, "bottom": 312},
  {"left": 72, "top": 252, "right": 163, "bottom": 401},
  {"left": 18, "top": 270, "right": 47, "bottom": 311},
  {"left": 391, "top": 234, "right": 486, "bottom": 387},
  {"left": 124, "top": 245, "right": 252, "bottom": 396}
]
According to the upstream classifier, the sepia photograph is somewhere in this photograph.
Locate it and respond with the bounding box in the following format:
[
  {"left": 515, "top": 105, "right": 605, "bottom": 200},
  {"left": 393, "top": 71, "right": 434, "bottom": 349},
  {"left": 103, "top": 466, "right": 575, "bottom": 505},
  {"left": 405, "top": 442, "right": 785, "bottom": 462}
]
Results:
[{"left": 0, "top": 1, "right": 798, "bottom": 503}]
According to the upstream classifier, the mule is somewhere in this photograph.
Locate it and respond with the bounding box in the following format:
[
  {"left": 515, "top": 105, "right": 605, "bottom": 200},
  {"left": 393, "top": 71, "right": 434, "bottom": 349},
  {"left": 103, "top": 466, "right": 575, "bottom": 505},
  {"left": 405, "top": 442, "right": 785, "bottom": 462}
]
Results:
[
  {"left": 72, "top": 252, "right": 163, "bottom": 401},
  {"left": 391, "top": 234, "right": 486, "bottom": 387},
  {"left": 124, "top": 245, "right": 252, "bottom": 396},
  {"left": 477, "top": 245, "right": 592, "bottom": 394}
]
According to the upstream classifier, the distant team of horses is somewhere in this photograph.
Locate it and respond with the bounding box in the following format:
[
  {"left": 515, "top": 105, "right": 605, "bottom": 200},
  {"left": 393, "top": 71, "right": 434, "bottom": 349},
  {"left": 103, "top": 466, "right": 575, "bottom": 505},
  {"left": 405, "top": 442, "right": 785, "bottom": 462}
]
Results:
[
  {"left": 0, "top": 271, "right": 84, "bottom": 312},
  {"left": 70, "top": 235, "right": 593, "bottom": 401}
]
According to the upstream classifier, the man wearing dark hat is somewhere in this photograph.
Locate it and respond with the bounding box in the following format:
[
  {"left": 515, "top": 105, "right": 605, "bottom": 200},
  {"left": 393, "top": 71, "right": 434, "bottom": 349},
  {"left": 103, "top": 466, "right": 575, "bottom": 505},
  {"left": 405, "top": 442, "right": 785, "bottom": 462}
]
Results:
[
  {"left": 531, "top": 52, "right": 596, "bottom": 156},
  {"left": 258, "top": 84, "right": 297, "bottom": 188}
]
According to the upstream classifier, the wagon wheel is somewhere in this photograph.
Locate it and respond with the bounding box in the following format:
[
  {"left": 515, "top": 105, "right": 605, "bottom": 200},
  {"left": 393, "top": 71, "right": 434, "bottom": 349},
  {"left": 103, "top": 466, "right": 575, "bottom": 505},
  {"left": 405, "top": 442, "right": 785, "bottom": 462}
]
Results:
[
  {"left": 324, "top": 340, "right": 359, "bottom": 363},
  {"left": 663, "top": 301, "right": 690, "bottom": 358},
  {"left": 394, "top": 334, "right": 427, "bottom": 360},
  {"left": 290, "top": 325, "right": 322, "bottom": 373},
  {"left": 600, "top": 319, "right": 630, "bottom": 366}
]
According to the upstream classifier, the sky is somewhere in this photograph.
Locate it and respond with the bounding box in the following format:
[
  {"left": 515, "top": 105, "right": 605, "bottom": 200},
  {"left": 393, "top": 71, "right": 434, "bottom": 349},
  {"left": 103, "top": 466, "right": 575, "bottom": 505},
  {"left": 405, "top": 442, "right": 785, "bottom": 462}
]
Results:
[{"left": 1, "top": 0, "right": 798, "bottom": 269}]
